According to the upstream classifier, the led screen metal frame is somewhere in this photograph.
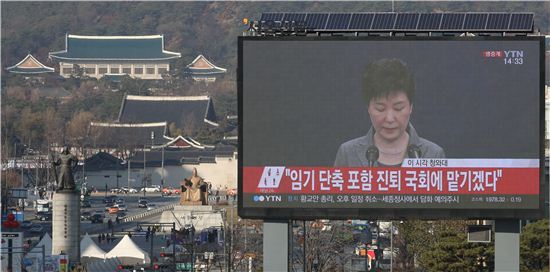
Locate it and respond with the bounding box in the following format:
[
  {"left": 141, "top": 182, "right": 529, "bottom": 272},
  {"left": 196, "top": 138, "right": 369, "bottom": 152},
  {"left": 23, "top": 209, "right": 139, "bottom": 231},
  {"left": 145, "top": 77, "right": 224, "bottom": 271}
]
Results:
[{"left": 238, "top": 35, "right": 547, "bottom": 220}]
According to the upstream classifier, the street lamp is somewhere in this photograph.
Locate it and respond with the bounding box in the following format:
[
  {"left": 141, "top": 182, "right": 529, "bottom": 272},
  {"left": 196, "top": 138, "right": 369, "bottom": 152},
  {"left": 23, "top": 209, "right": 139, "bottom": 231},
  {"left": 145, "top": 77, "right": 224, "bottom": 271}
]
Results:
[{"left": 143, "top": 144, "right": 146, "bottom": 198}]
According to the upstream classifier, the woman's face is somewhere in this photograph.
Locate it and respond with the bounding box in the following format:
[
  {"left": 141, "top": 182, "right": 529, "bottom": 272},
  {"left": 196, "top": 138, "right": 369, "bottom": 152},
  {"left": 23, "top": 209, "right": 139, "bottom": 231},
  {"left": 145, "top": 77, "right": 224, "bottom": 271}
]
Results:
[{"left": 368, "top": 91, "right": 412, "bottom": 142}]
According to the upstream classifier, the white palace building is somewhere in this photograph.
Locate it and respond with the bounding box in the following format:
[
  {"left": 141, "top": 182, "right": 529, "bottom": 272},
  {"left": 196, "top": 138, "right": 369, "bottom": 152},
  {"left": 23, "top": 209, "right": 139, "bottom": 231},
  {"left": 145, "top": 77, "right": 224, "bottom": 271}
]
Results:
[{"left": 49, "top": 34, "right": 180, "bottom": 80}]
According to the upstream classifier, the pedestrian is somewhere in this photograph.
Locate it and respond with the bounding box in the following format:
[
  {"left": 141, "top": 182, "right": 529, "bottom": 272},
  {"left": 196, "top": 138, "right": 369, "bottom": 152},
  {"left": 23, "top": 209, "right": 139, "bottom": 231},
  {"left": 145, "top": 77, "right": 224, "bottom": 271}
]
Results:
[
  {"left": 106, "top": 233, "right": 110, "bottom": 244},
  {"left": 101, "top": 233, "right": 105, "bottom": 243},
  {"left": 145, "top": 231, "right": 149, "bottom": 242},
  {"left": 97, "top": 233, "right": 102, "bottom": 244}
]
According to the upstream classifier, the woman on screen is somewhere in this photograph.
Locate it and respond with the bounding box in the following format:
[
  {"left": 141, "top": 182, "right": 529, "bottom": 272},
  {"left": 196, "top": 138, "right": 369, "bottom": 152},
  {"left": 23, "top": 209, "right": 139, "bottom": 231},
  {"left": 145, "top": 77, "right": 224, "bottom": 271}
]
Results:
[{"left": 334, "top": 58, "right": 445, "bottom": 167}]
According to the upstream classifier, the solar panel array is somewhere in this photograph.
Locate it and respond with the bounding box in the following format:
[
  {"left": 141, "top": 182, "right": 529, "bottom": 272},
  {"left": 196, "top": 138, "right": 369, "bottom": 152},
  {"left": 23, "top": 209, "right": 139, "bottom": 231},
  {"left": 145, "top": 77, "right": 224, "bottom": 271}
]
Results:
[{"left": 259, "top": 12, "right": 534, "bottom": 32}]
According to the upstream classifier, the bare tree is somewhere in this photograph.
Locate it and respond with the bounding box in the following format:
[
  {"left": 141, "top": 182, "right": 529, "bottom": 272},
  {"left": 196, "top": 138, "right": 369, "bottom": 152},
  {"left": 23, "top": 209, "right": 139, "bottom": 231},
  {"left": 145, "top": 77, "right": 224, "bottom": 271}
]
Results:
[{"left": 66, "top": 111, "right": 94, "bottom": 155}]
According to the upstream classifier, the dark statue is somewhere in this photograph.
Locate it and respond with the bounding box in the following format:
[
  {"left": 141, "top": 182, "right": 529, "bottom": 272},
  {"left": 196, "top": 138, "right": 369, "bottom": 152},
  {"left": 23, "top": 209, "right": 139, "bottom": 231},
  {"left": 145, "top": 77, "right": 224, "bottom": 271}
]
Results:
[{"left": 52, "top": 146, "right": 78, "bottom": 192}]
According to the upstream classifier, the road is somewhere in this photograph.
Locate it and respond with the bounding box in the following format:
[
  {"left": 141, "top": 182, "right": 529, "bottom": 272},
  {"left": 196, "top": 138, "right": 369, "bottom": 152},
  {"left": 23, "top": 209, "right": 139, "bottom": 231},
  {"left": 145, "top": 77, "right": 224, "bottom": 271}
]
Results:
[{"left": 20, "top": 191, "right": 229, "bottom": 270}]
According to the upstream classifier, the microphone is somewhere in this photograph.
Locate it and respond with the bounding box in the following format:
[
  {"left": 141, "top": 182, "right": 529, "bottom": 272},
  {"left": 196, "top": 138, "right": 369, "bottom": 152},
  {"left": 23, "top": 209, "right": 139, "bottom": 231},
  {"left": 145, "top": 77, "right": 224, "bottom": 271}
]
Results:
[
  {"left": 366, "top": 146, "right": 379, "bottom": 167},
  {"left": 407, "top": 144, "right": 422, "bottom": 158}
]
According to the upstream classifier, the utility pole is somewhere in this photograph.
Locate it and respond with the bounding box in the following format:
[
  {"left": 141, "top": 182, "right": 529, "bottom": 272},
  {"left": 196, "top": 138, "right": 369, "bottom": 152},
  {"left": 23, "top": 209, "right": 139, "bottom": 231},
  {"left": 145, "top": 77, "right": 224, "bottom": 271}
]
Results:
[
  {"left": 127, "top": 160, "right": 131, "bottom": 190},
  {"left": 143, "top": 144, "right": 146, "bottom": 197},
  {"left": 161, "top": 144, "right": 165, "bottom": 189}
]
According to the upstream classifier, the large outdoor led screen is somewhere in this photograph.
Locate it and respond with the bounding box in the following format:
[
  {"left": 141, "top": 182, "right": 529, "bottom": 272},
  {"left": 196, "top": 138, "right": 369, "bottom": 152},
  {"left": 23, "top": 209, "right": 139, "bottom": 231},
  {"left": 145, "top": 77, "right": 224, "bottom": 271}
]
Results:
[{"left": 239, "top": 36, "right": 545, "bottom": 220}]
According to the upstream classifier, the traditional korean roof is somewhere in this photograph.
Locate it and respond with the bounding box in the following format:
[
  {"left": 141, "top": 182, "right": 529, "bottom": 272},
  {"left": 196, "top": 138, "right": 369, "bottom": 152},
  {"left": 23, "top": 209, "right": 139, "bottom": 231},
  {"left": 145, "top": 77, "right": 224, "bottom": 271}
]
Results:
[
  {"left": 89, "top": 122, "right": 168, "bottom": 148},
  {"left": 118, "top": 95, "right": 218, "bottom": 130},
  {"left": 81, "top": 152, "right": 124, "bottom": 172},
  {"left": 184, "top": 54, "right": 226, "bottom": 75},
  {"left": 6, "top": 54, "right": 54, "bottom": 74},
  {"left": 159, "top": 135, "right": 214, "bottom": 149},
  {"left": 49, "top": 34, "right": 181, "bottom": 61}
]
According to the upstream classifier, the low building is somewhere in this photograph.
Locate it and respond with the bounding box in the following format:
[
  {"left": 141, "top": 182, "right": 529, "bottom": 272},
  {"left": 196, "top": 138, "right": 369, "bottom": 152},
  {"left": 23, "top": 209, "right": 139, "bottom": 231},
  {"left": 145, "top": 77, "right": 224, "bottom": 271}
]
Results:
[
  {"left": 81, "top": 144, "right": 237, "bottom": 191},
  {"left": 6, "top": 54, "right": 54, "bottom": 75},
  {"left": 184, "top": 54, "right": 226, "bottom": 83},
  {"left": 49, "top": 34, "right": 180, "bottom": 80}
]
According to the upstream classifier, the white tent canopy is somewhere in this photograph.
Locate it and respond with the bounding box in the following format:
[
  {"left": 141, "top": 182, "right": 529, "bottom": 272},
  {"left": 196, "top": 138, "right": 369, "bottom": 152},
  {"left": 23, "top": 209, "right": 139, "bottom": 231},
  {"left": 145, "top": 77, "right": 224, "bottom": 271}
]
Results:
[
  {"left": 27, "top": 233, "right": 52, "bottom": 257},
  {"left": 81, "top": 233, "right": 106, "bottom": 262},
  {"left": 105, "top": 235, "right": 150, "bottom": 264},
  {"left": 24, "top": 233, "right": 52, "bottom": 272}
]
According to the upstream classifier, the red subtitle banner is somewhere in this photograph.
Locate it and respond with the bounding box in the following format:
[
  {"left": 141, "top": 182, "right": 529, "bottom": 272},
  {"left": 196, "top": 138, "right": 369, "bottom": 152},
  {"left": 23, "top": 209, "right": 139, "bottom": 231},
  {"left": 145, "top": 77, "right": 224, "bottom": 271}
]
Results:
[{"left": 243, "top": 162, "right": 539, "bottom": 195}]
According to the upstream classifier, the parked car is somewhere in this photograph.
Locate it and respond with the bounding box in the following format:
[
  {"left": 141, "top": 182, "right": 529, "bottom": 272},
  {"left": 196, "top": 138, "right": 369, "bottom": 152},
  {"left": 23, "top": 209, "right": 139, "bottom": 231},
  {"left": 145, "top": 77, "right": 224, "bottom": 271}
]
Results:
[
  {"left": 21, "top": 220, "right": 33, "bottom": 228},
  {"left": 90, "top": 213, "right": 104, "bottom": 223},
  {"left": 108, "top": 206, "right": 120, "bottom": 214},
  {"left": 146, "top": 203, "right": 157, "bottom": 211},
  {"left": 116, "top": 198, "right": 124, "bottom": 205},
  {"left": 35, "top": 212, "right": 52, "bottom": 221},
  {"left": 120, "top": 187, "right": 138, "bottom": 194},
  {"left": 116, "top": 204, "right": 127, "bottom": 212},
  {"left": 116, "top": 211, "right": 127, "bottom": 219},
  {"left": 162, "top": 187, "right": 180, "bottom": 196},
  {"left": 103, "top": 195, "right": 117, "bottom": 204},
  {"left": 138, "top": 200, "right": 148, "bottom": 208},
  {"left": 81, "top": 211, "right": 92, "bottom": 221},
  {"left": 30, "top": 225, "right": 44, "bottom": 233},
  {"left": 141, "top": 186, "right": 161, "bottom": 193},
  {"left": 105, "top": 204, "right": 113, "bottom": 211}
]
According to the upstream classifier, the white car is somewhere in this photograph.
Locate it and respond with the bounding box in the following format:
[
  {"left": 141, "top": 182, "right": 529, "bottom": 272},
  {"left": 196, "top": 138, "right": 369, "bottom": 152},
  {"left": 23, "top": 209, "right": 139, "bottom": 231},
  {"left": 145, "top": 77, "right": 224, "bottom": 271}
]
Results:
[
  {"left": 146, "top": 203, "right": 157, "bottom": 211},
  {"left": 120, "top": 187, "right": 138, "bottom": 194},
  {"left": 141, "top": 186, "right": 161, "bottom": 193}
]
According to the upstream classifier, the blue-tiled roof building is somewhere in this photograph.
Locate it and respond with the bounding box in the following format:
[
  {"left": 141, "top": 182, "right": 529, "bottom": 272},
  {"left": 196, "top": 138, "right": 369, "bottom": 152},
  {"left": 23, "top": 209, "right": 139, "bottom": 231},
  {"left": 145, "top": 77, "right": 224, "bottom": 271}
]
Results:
[{"left": 49, "top": 34, "right": 180, "bottom": 80}]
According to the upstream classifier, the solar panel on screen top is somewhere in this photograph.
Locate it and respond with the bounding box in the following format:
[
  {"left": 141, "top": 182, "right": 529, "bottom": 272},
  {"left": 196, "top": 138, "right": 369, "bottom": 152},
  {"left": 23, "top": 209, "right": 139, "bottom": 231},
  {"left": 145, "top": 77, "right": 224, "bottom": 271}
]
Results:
[
  {"left": 509, "top": 13, "right": 534, "bottom": 30},
  {"left": 440, "top": 13, "right": 465, "bottom": 30},
  {"left": 463, "top": 13, "right": 488, "bottom": 30},
  {"left": 282, "top": 13, "right": 307, "bottom": 23},
  {"left": 348, "top": 13, "right": 375, "bottom": 30},
  {"left": 395, "top": 13, "right": 419, "bottom": 30},
  {"left": 371, "top": 13, "right": 397, "bottom": 30},
  {"left": 260, "top": 13, "right": 284, "bottom": 22},
  {"left": 417, "top": 13, "right": 442, "bottom": 30},
  {"left": 305, "top": 13, "right": 329, "bottom": 29},
  {"left": 325, "top": 13, "right": 351, "bottom": 30},
  {"left": 486, "top": 13, "right": 510, "bottom": 30}
]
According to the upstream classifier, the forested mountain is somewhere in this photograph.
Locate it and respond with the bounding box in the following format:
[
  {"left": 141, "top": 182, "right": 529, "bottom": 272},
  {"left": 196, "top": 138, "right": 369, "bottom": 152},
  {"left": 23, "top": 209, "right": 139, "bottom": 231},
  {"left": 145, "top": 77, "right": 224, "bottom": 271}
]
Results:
[
  {"left": 1, "top": 1, "right": 548, "bottom": 153},
  {"left": 2, "top": 1, "right": 549, "bottom": 73}
]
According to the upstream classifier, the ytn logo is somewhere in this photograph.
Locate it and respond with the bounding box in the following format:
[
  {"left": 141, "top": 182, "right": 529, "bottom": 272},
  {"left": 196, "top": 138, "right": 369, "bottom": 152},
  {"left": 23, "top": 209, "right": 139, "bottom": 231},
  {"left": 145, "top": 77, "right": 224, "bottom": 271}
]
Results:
[
  {"left": 504, "top": 50, "right": 523, "bottom": 58},
  {"left": 253, "top": 195, "right": 282, "bottom": 202}
]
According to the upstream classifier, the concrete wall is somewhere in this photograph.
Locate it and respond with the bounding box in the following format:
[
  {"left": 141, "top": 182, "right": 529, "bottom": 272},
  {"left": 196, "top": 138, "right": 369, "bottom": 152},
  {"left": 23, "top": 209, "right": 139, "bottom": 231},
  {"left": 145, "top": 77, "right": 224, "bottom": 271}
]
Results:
[{"left": 84, "top": 156, "right": 237, "bottom": 191}]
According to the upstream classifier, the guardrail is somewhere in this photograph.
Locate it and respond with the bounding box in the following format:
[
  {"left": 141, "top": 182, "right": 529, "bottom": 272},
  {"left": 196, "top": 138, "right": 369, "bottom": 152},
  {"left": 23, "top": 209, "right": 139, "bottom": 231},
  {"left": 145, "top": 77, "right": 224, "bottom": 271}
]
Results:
[{"left": 121, "top": 204, "right": 176, "bottom": 223}]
